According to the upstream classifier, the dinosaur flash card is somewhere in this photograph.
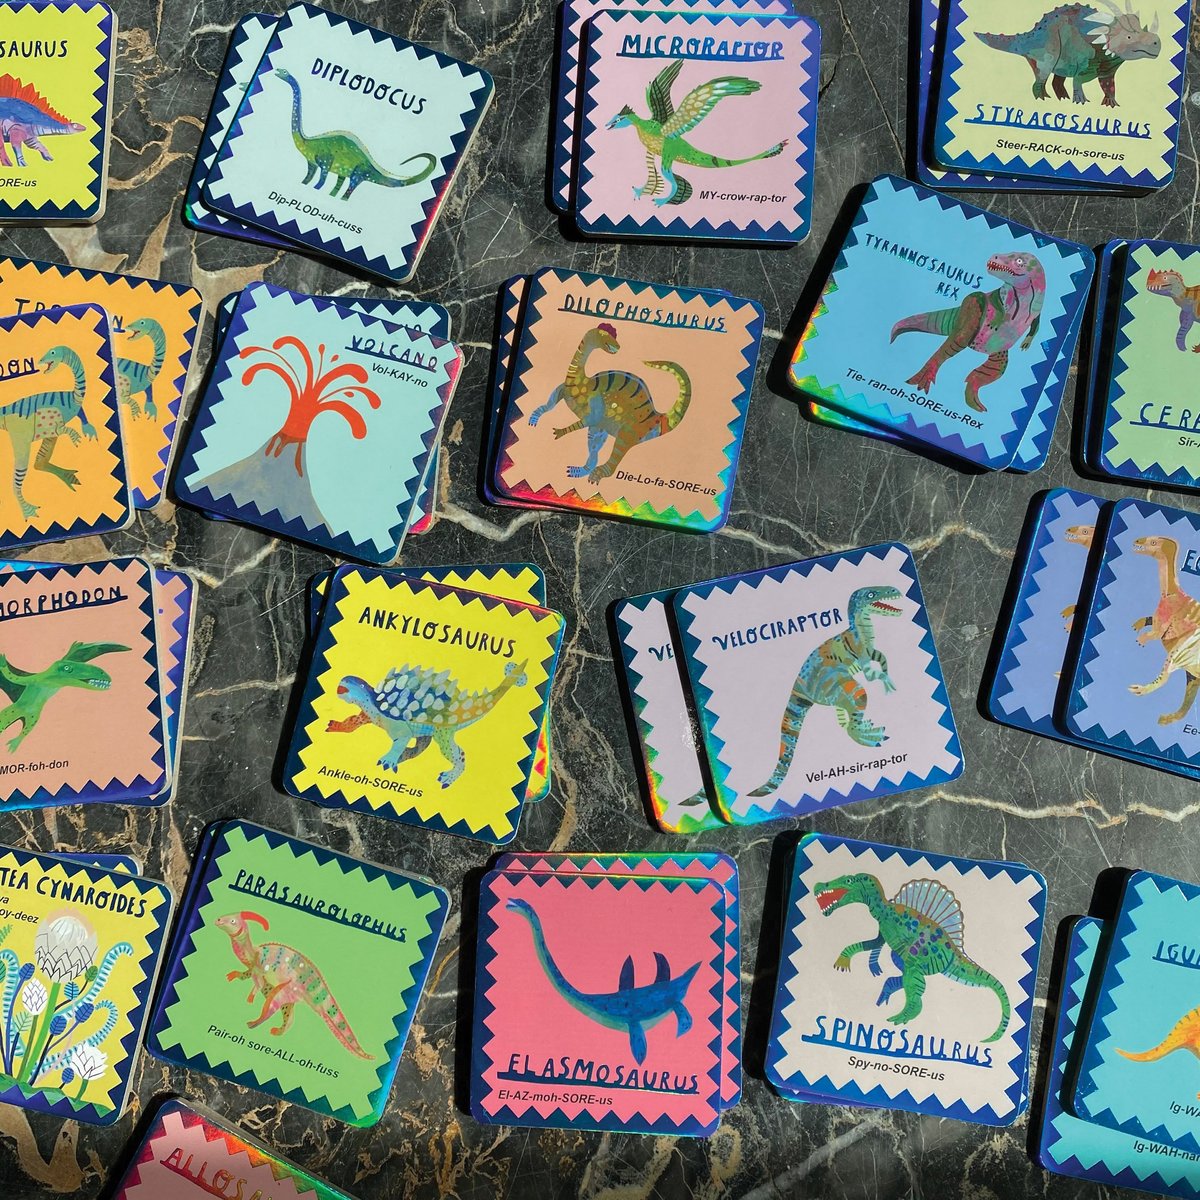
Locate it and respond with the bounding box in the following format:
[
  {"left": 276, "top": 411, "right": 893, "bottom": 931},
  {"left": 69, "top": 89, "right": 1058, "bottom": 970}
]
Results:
[
  {"left": 765, "top": 832, "right": 1046, "bottom": 1124},
  {"left": 285, "top": 568, "right": 565, "bottom": 843},
  {"left": 471, "top": 866, "right": 728, "bottom": 1136},
  {"left": 572, "top": 9, "right": 820, "bottom": 243},
  {"left": 671, "top": 543, "right": 963, "bottom": 826},
  {"left": 492, "top": 268, "right": 763, "bottom": 530},
  {"left": 148, "top": 821, "right": 448, "bottom": 1126},
  {"left": 0, "top": 842, "right": 172, "bottom": 1124},
  {"left": 1080, "top": 238, "right": 1130, "bottom": 470},
  {"left": 148, "top": 567, "right": 196, "bottom": 806},
  {"left": 201, "top": 1, "right": 494, "bottom": 283},
  {"left": 0, "top": 1, "right": 116, "bottom": 224},
  {"left": 932, "top": 0, "right": 1193, "bottom": 192}
]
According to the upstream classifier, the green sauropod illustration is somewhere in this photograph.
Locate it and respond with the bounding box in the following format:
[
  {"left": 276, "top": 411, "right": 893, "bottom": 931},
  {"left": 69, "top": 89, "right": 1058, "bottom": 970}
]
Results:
[{"left": 114, "top": 318, "right": 168, "bottom": 420}]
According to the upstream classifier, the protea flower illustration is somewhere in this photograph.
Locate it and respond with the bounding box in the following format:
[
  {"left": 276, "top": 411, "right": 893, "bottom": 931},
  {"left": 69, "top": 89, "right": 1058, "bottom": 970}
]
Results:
[
  {"left": 68, "top": 1044, "right": 107, "bottom": 1099},
  {"left": 19, "top": 978, "right": 46, "bottom": 1017},
  {"left": 35, "top": 913, "right": 98, "bottom": 982}
]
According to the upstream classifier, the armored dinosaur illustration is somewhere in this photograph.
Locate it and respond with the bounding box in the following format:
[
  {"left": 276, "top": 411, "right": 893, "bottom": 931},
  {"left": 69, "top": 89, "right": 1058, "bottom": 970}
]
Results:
[
  {"left": 976, "top": 2, "right": 1161, "bottom": 107},
  {"left": 329, "top": 661, "right": 528, "bottom": 787},
  {"left": 0, "top": 346, "right": 96, "bottom": 520},
  {"left": 274, "top": 69, "right": 438, "bottom": 200},
  {"left": 748, "top": 586, "right": 902, "bottom": 799},
  {"left": 815, "top": 874, "right": 1012, "bottom": 1042},
  {"left": 506, "top": 897, "right": 699, "bottom": 1064},
  {"left": 0, "top": 75, "right": 85, "bottom": 167},
  {"left": 115, "top": 318, "right": 167, "bottom": 420},
  {"left": 891, "top": 251, "right": 1046, "bottom": 413},
  {"left": 1117, "top": 1003, "right": 1200, "bottom": 1094},
  {"left": 604, "top": 59, "right": 788, "bottom": 206},
  {"left": 526, "top": 323, "right": 692, "bottom": 483},
  {"left": 1129, "top": 534, "right": 1200, "bottom": 725},
  {"left": 1061, "top": 523, "right": 1096, "bottom": 632},
  {"left": 0, "top": 642, "right": 129, "bottom": 753},
  {"left": 1147, "top": 268, "right": 1200, "bottom": 352},
  {"left": 215, "top": 911, "right": 372, "bottom": 1058}
]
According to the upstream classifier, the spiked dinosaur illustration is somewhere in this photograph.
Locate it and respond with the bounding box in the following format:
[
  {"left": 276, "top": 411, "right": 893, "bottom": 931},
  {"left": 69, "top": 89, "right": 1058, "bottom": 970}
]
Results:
[
  {"left": 0, "top": 75, "right": 85, "bottom": 167},
  {"left": 1118, "top": 1004, "right": 1200, "bottom": 1093},
  {"left": 506, "top": 898, "right": 699, "bottom": 1064}
]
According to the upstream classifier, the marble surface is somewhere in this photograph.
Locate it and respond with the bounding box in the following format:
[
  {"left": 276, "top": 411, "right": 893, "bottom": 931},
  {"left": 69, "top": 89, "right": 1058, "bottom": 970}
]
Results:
[{"left": 0, "top": 0, "right": 1198, "bottom": 1196}]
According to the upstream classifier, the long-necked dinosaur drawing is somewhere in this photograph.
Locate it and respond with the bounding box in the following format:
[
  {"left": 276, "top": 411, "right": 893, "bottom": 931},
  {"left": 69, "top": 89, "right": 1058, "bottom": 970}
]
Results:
[{"left": 115, "top": 318, "right": 167, "bottom": 420}]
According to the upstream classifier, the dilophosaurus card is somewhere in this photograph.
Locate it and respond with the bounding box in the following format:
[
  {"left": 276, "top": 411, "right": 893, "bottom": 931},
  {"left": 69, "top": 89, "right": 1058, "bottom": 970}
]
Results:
[
  {"left": 492, "top": 267, "right": 763, "bottom": 530},
  {"left": 285, "top": 568, "right": 565, "bottom": 843},
  {"left": 201, "top": 1, "right": 494, "bottom": 283},
  {"left": 671, "top": 543, "right": 963, "bottom": 826},
  {"left": 0, "top": 843, "right": 173, "bottom": 1124},
  {"left": 573, "top": 9, "right": 820, "bottom": 243},
  {"left": 0, "top": 1, "right": 116, "bottom": 223},
  {"left": 147, "top": 821, "right": 449, "bottom": 1127},
  {"left": 765, "top": 832, "right": 1046, "bottom": 1124}
]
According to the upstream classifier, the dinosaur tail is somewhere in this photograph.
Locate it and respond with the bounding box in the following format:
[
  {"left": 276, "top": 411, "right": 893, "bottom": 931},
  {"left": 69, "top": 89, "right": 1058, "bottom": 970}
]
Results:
[
  {"left": 975, "top": 31, "right": 1016, "bottom": 53},
  {"left": 642, "top": 361, "right": 692, "bottom": 431},
  {"left": 945, "top": 956, "right": 1010, "bottom": 1043},
  {"left": 314, "top": 987, "right": 374, "bottom": 1060},
  {"left": 698, "top": 140, "right": 789, "bottom": 168},
  {"left": 381, "top": 152, "right": 439, "bottom": 188},
  {"left": 746, "top": 684, "right": 810, "bottom": 797},
  {"left": 890, "top": 307, "right": 962, "bottom": 342},
  {"left": 1116, "top": 1004, "right": 1200, "bottom": 1063}
]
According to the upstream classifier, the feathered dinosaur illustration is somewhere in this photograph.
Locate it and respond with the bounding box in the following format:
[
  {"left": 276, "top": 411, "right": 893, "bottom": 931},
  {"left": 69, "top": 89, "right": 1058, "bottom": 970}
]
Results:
[
  {"left": 815, "top": 873, "right": 1012, "bottom": 1042},
  {"left": 0, "top": 75, "right": 85, "bottom": 168},
  {"left": 274, "top": 69, "right": 437, "bottom": 200},
  {"left": 1061, "top": 523, "right": 1096, "bottom": 632},
  {"left": 115, "top": 318, "right": 167, "bottom": 420},
  {"left": 975, "top": 2, "right": 1161, "bottom": 108},
  {"left": 1146, "top": 268, "right": 1200, "bottom": 352},
  {"left": 1117, "top": 1003, "right": 1200, "bottom": 1094},
  {"left": 748, "top": 586, "right": 902, "bottom": 799},
  {"left": 604, "top": 59, "right": 788, "bottom": 206},
  {"left": 506, "top": 897, "right": 699, "bottom": 1064},
  {"left": 890, "top": 251, "right": 1046, "bottom": 414},
  {"left": 215, "top": 911, "right": 373, "bottom": 1059},
  {"left": 329, "top": 661, "right": 528, "bottom": 788},
  {"left": 526, "top": 323, "right": 692, "bottom": 484},
  {"left": 0, "top": 642, "right": 129, "bottom": 753}
]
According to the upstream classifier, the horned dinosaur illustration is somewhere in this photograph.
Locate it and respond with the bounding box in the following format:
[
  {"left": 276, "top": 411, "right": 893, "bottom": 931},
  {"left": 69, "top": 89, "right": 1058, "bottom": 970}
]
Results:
[
  {"left": 1146, "top": 268, "right": 1200, "bottom": 353},
  {"left": 0, "top": 75, "right": 85, "bottom": 168},
  {"left": 748, "top": 586, "right": 902, "bottom": 799},
  {"left": 506, "top": 897, "right": 699, "bottom": 1064},
  {"left": 891, "top": 251, "right": 1046, "bottom": 414},
  {"left": 0, "top": 346, "right": 96, "bottom": 520},
  {"left": 328, "top": 660, "right": 528, "bottom": 788},
  {"left": 604, "top": 59, "right": 788, "bottom": 206},
  {"left": 526, "top": 323, "right": 692, "bottom": 484},
  {"left": 1117, "top": 1003, "right": 1200, "bottom": 1094},
  {"left": 1128, "top": 534, "right": 1200, "bottom": 726},
  {"left": 0, "top": 642, "right": 129, "bottom": 753},
  {"left": 814, "top": 874, "right": 1012, "bottom": 1042},
  {"left": 274, "top": 69, "right": 438, "bottom": 200},
  {"left": 115, "top": 318, "right": 167, "bottom": 420},
  {"left": 1061, "top": 523, "right": 1096, "bottom": 632},
  {"left": 976, "top": 2, "right": 1161, "bottom": 108}
]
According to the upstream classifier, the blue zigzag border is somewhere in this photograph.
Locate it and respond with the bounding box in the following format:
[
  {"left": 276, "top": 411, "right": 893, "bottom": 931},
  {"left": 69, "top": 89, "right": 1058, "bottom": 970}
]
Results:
[{"left": 1080, "top": 239, "right": 1128, "bottom": 469}]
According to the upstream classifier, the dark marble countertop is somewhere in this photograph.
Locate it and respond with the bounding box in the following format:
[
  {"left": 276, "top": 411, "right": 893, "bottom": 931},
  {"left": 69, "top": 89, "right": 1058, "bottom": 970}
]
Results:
[{"left": 1, "top": 0, "right": 1198, "bottom": 1196}]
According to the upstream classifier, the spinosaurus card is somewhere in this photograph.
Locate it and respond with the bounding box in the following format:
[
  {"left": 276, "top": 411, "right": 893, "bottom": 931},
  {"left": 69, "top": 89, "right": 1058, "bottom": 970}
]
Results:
[
  {"left": 201, "top": 1, "right": 494, "bottom": 283},
  {"left": 671, "top": 543, "right": 963, "bottom": 826},
  {"left": 147, "top": 821, "right": 449, "bottom": 1127},
  {"left": 0, "top": 842, "right": 172, "bottom": 1124},
  {"left": 0, "top": 1, "right": 116, "bottom": 224},
  {"left": 765, "top": 833, "right": 1046, "bottom": 1124},
  {"left": 492, "top": 267, "right": 763, "bottom": 530},
  {"left": 572, "top": 9, "right": 820, "bottom": 243}
]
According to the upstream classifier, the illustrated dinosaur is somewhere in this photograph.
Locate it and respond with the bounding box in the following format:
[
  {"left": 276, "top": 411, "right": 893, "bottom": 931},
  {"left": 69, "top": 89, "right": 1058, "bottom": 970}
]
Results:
[
  {"left": 214, "top": 911, "right": 373, "bottom": 1059},
  {"left": 0, "top": 642, "right": 129, "bottom": 753},
  {"left": 506, "top": 897, "right": 699, "bottom": 1065},
  {"left": 1117, "top": 1003, "right": 1200, "bottom": 1095},
  {"left": 526, "top": 323, "right": 692, "bottom": 484},
  {"left": 891, "top": 252, "right": 1046, "bottom": 414},
  {"left": 815, "top": 873, "right": 1012, "bottom": 1042},
  {"left": 0, "top": 346, "right": 96, "bottom": 520},
  {"left": 115, "top": 318, "right": 167, "bottom": 420},
  {"left": 975, "top": 2, "right": 1161, "bottom": 108},
  {"left": 1128, "top": 534, "right": 1200, "bottom": 725},
  {"left": 273, "top": 69, "right": 438, "bottom": 200},
  {"left": 604, "top": 59, "right": 788, "bottom": 206},
  {"left": 0, "top": 75, "right": 85, "bottom": 167},
  {"left": 329, "top": 660, "right": 528, "bottom": 788},
  {"left": 748, "top": 586, "right": 902, "bottom": 798},
  {"left": 1146, "top": 268, "right": 1200, "bottom": 353},
  {"left": 1061, "top": 523, "right": 1096, "bottom": 632}
]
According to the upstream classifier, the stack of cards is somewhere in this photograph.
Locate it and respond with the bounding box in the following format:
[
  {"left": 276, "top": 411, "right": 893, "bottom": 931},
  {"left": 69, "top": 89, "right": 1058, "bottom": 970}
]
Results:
[
  {"left": 147, "top": 820, "right": 449, "bottom": 1126},
  {"left": 790, "top": 175, "right": 1094, "bottom": 473},
  {"left": 611, "top": 542, "right": 964, "bottom": 832},
  {"left": 918, "top": 0, "right": 1193, "bottom": 195},
  {"left": 766, "top": 832, "right": 1046, "bottom": 1124},
  {"left": 470, "top": 851, "right": 741, "bottom": 1136},
  {"left": 0, "top": 842, "right": 172, "bottom": 1124},
  {"left": 284, "top": 564, "right": 565, "bottom": 844},
  {"left": 173, "top": 282, "right": 462, "bottom": 561},
  {"left": 551, "top": 2, "right": 820, "bottom": 243},
  {"left": 185, "top": 2, "right": 494, "bottom": 283},
  {"left": 485, "top": 268, "right": 764, "bottom": 530},
  {"left": 0, "top": 556, "right": 196, "bottom": 811}
]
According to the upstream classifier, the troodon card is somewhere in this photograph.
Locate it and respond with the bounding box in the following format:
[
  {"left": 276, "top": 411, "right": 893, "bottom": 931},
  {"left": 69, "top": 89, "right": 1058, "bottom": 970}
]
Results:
[{"left": 765, "top": 832, "right": 1046, "bottom": 1125}]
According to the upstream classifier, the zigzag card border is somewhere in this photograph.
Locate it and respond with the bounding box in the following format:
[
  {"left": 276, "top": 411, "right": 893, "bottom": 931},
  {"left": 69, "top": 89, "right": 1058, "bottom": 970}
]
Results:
[
  {"left": 482, "top": 275, "right": 538, "bottom": 511},
  {"left": 1080, "top": 240, "right": 1129, "bottom": 471}
]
